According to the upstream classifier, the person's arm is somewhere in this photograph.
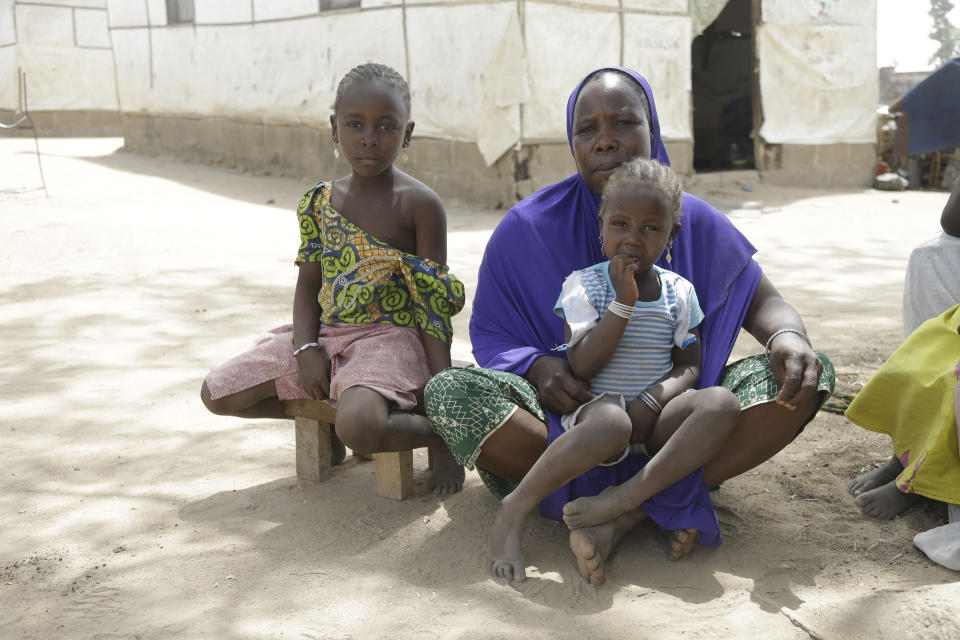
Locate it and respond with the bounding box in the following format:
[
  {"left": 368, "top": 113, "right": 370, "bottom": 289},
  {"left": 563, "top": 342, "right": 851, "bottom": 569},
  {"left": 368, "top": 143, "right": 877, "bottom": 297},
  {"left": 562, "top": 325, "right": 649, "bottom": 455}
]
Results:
[
  {"left": 413, "top": 189, "right": 453, "bottom": 375},
  {"left": 741, "top": 273, "right": 821, "bottom": 409},
  {"left": 941, "top": 179, "right": 960, "bottom": 238},
  {"left": 566, "top": 254, "right": 638, "bottom": 379},
  {"left": 627, "top": 327, "right": 702, "bottom": 440},
  {"left": 293, "top": 262, "right": 330, "bottom": 399}
]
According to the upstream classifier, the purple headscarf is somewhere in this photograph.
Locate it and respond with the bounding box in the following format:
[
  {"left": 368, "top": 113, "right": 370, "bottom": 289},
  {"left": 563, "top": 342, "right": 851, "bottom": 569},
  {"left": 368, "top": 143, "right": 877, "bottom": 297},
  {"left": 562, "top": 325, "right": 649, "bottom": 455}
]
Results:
[
  {"left": 471, "top": 66, "right": 761, "bottom": 388},
  {"left": 468, "top": 68, "right": 764, "bottom": 539}
]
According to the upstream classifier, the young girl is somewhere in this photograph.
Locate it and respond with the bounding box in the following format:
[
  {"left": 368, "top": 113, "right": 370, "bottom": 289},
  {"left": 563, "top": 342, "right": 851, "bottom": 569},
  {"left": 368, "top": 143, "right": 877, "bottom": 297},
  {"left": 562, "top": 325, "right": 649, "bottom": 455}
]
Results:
[
  {"left": 487, "top": 157, "right": 741, "bottom": 582},
  {"left": 201, "top": 63, "right": 466, "bottom": 494}
]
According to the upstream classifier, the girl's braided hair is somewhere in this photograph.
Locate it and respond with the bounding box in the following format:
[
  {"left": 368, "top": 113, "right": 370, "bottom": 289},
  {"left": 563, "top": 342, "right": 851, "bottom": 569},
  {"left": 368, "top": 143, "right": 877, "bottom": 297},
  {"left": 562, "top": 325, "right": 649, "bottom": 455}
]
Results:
[
  {"left": 333, "top": 63, "right": 411, "bottom": 116},
  {"left": 600, "top": 157, "right": 683, "bottom": 225}
]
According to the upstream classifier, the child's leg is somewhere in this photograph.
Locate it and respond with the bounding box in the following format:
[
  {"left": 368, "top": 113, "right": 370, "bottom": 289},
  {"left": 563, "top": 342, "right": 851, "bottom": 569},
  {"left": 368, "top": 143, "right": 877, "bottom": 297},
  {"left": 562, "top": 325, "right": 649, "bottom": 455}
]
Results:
[
  {"left": 563, "top": 387, "right": 740, "bottom": 530},
  {"left": 201, "top": 379, "right": 286, "bottom": 419},
  {"left": 625, "top": 398, "right": 656, "bottom": 447},
  {"left": 488, "top": 399, "right": 632, "bottom": 583},
  {"left": 335, "top": 385, "right": 464, "bottom": 494}
]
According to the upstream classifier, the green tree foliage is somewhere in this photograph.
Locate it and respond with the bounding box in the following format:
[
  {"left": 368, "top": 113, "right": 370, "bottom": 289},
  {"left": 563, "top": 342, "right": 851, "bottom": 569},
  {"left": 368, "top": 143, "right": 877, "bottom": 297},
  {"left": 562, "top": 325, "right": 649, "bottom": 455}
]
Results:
[{"left": 929, "top": 0, "right": 960, "bottom": 66}]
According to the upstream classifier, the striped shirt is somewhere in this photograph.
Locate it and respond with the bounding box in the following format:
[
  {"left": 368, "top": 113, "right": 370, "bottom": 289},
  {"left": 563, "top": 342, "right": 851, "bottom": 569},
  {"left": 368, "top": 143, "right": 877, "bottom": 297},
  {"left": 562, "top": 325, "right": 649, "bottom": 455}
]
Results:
[{"left": 554, "top": 262, "right": 703, "bottom": 400}]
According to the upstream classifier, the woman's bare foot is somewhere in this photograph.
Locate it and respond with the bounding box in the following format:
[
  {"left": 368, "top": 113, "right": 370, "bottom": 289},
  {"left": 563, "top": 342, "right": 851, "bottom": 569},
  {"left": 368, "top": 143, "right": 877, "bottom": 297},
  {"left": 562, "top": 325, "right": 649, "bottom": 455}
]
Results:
[
  {"left": 562, "top": 485, "right": 630, "bottom": 529},
  {"left": 855, "top": 480, "right": 919, "bottom": 519},
  {"left": 848, "top": 455, "right": 902, "bottom": 496},
  {"left": 428, "top": 443, "right": 465, "bottom": 495},
  {"left": 667, "top": 529, "right": 698, "bottom": 560},
  {"left": 487, "top": 495, "right": 528, "bottom": 582}
]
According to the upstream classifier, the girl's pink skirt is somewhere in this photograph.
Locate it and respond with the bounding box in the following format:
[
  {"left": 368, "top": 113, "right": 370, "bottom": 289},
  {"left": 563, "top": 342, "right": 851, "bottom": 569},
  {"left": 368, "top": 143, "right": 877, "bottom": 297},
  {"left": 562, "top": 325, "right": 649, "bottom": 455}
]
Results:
[{"left": 204, "top": 323, "right": 430, "bottom": 410}]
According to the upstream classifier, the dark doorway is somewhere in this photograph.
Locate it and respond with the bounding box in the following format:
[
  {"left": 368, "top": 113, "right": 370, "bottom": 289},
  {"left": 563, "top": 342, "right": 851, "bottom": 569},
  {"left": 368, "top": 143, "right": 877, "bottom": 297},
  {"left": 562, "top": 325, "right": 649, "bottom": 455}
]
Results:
[{"left": 691, "top": 0, "right": 755, "bottom": 171}]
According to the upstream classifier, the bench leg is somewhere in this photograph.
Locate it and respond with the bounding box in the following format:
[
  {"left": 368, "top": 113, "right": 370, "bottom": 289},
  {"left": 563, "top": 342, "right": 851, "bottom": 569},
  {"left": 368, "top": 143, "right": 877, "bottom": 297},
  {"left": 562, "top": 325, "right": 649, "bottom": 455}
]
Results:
[
  {"left": 375, "top": 451, "right": 413, "bottom": 500},
  {"left": 295, "top": 416, "right": 334, "bottom": 482}
]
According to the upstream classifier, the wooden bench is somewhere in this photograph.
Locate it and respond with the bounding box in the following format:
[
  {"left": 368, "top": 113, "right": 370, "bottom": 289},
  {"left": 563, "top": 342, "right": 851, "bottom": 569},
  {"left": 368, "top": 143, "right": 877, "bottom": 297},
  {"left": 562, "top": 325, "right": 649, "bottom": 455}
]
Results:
[
  {"left": 281, "top": 361, "right": 471, "bottom": 500},
  {"left": 280, "top": 399, "right": 425, "bottom": 501}
]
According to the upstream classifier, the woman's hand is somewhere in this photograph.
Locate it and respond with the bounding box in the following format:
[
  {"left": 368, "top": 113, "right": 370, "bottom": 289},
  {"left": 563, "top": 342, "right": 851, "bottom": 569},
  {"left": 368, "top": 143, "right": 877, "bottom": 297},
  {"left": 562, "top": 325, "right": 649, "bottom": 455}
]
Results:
[
  {"left": 526, "top": 356, "right": 593, "bottom": 414},
  {"left": 296, "top": 349, "right": 331, "bottom": 400},
  {"left": 609, "top": 254, "right": 639, "bottom": 305},
  {"left": 743, "top": 274, "right": 821, "bottom": 410},
  {"left": 767, "top": 331, "right": 822, "bottom": 410}
]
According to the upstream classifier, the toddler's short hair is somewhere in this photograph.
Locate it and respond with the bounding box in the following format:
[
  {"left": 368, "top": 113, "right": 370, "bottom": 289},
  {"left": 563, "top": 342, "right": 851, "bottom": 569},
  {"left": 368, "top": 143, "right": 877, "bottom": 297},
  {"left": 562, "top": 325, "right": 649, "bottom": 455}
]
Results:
[{"left": 600, "top": 157, "right": 683, "bottom": 225}]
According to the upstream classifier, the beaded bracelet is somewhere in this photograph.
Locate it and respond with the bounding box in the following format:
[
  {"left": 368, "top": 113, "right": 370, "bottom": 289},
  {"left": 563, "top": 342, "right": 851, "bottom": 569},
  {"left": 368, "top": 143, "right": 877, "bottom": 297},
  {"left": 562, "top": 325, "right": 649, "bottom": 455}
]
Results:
[
  {"left": 292, "top": 341, "right": 320, "bottom": 357},
  {"left": 608, "top": 300, "right": 635, "bottom": 320},
  {"left": 764, "top": 328, "right": 812, "bottom": 357}
]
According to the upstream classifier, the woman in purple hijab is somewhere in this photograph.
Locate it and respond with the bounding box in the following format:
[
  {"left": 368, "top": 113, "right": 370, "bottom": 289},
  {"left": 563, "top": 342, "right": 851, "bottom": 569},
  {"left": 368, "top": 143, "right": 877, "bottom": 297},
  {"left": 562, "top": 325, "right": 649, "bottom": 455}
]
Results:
[{"left": 424, "top": 67, "right": 834, "bottom": 584}]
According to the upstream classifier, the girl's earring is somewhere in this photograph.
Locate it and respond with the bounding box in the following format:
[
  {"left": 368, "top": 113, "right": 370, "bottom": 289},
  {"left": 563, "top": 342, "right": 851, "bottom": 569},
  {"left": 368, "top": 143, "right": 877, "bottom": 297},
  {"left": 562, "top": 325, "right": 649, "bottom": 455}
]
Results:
[
  {"left": 401, "top": 141, "right": 409, "bottom": 164},
  {"left": 666, "top": 242, "right": 673, "bottom": 264},
  {"left": 333, "top": 142, "right": 340, "bottom": 160}
]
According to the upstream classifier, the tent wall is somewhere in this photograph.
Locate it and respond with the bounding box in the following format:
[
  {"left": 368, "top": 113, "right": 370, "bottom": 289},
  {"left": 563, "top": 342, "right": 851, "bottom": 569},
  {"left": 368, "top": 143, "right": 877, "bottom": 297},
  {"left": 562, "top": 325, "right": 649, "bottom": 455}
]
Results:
[
  {"left": 108, "top": 0, "right": 876, "bottom": 206},
  {"left": 754, "top": 0, "right": 877, "bottom": 187},
  {"left": 0, "top": 0, "right": 120, "bottom": 136}
]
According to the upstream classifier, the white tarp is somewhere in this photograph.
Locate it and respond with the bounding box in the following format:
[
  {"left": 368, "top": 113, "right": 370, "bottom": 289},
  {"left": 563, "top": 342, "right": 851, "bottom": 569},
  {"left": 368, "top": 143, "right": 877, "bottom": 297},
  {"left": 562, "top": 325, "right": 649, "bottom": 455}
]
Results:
[
  {"left": 406, "top": 3, "right": 515, "bottom": 143},
  {"left": 691, "top": 0, "right": 729, "bottom": 36},
  {"left": 0, "top": 47, "right": 16, "bottom": 111},
  {"left": 0, "top": 1, "right": 117, "bottom": 112},
  {"left": 622, "top": 13, "right": 692, "bottom": 141},
  {"left": 763, "top": 0, "right": 876, "bottom": 26},
  {"left": 523, "top": 2, "right": 621, "bottom": 141},
  {"left": 476, "top": 8, "right": 529, "bottom": 165},
  {"left": 758, "top": 21, "right": 877, "bottom": 144},
  {"left": 97, "top": 0, "right": 879, "bottom": 157},
  {"left": 113, "top": 11, "right": 406, "bottom": 125}
]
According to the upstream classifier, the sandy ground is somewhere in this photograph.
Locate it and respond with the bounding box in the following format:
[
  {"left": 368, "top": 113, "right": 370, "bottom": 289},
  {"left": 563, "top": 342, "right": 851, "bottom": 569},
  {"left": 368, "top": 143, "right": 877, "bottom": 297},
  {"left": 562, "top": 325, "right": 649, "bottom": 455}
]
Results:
[{"left": 2, "top": 137, "right": 959, "bottom": 640}]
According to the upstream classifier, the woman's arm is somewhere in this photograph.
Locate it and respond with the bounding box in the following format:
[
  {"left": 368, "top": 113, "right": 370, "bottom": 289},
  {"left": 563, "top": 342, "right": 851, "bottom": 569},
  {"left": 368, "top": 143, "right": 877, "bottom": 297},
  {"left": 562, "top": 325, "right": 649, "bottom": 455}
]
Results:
[
  {"left": 941, "top": 179, "right": 960, "bottom": 238},
  {"left": 293, "top": 262, "right": 330, "bottom": 399},
  {"left": 413, "top": 188, "right": 453, "bottom": 375},
  {"left": 741, "top": 273, "right": 821, "bottom": 408}
]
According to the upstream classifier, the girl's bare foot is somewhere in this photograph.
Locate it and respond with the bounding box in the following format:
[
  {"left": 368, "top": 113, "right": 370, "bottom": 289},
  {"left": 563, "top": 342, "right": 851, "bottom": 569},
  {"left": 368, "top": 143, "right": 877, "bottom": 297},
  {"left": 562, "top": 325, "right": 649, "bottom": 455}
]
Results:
[
  {"left": 667, "top": 529, "right": 698, "bottom": 560},
  {"left": 562, "top": 485, "right": 630, "bottom": 529},
  {"left": 855, "top": 480, "right": 919, "bottom": 519},
  {"left": 488, "top": 495, "right": 528, "bottom": 582},
  {"left": 848, "top": 455, "right": 902, "bottom": 496},
  {"left": 427, "top": 443, "right": 465, "bottom": 495}
]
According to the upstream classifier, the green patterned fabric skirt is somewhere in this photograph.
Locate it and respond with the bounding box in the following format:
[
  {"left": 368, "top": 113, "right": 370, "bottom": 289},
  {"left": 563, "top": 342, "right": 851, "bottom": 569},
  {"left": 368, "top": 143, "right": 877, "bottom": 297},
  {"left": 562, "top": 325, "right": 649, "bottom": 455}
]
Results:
[{"left": 424, "top": 352, "right": 835, "bottom": 500}]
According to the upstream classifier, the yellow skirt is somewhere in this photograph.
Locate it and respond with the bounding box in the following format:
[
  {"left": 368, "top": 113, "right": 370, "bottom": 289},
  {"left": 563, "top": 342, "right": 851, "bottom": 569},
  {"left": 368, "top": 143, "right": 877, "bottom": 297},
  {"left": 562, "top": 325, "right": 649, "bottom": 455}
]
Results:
[{"left": 845, "top": 303, "right": 960, "bottom": 503}]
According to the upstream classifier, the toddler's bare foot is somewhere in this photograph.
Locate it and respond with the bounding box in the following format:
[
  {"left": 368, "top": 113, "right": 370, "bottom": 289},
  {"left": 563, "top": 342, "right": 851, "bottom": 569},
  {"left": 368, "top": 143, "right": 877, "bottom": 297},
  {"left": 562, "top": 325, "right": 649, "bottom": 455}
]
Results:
[
  {"left": 855, "top": 480, "right": 918, "bottom": 519},
  {"left": 488, "top": 496, "right": 527, "bottom": 582},
  {"left": 848, "top": 455, "right": 901, "bottom": 496},
  {"left": 563, "top": 485, "right": 629, "bottom": 529},
  {"left": 667, "top": 529, "right": 698, "bottom": 560},
  {"left": 428, "top": 443, "right": 465, "bottom": 495},
  {"left": 569, "top": 523, "right": 617, "bottom": 585}
]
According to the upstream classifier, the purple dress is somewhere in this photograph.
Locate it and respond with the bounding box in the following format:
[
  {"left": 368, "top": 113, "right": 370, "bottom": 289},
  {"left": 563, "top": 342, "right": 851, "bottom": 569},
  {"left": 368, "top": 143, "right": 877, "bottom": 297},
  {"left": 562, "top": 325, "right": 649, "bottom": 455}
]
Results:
[{"left": 469, "top": 67, "right": 763, "bottom": 546}]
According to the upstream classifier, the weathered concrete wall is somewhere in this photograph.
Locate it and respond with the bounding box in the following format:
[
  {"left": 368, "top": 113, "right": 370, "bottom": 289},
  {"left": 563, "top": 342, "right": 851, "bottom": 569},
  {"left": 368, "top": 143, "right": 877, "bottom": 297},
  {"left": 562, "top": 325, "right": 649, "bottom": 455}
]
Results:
[
  {"left": 120, "top": 113, "right": 706, "bottom": 208},
  {"left": 0, "top": 109, "right": 121, "bottom": 137},
  {"left": 761, "top": 143, "right": 876, "bottom": 188}
]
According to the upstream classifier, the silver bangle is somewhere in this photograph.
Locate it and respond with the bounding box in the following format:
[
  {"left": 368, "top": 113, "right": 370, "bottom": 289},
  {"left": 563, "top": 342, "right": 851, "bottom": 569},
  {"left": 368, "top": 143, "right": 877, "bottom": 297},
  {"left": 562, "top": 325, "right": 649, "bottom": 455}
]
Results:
[
  {"left": 293, "top": 341, "right": 319, "bottom": 357},
  {"left": 764, "top": 328, "right": 812, "bottom": 356},
  {"left": 639, "top": 391, "right": 662, "bottom": 416},
  {"left": 608, "top": 300, "right": 635, "bottom": 320}
]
